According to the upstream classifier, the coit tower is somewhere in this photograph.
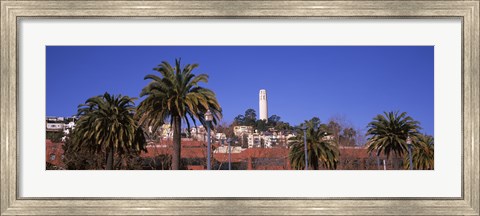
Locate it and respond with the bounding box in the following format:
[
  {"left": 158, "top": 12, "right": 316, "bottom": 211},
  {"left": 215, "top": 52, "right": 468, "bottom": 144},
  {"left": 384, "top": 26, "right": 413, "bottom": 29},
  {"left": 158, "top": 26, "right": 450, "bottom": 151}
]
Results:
[{"left": 259, "top": 89, "right": 268, "bottom": 122}]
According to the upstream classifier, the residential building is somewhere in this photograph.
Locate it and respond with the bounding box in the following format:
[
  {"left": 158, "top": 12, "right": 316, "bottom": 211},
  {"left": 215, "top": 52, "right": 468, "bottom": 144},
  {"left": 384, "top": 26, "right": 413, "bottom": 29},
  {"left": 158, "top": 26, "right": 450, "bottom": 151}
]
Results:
[
  {"left": 190, "top": 125, "right": 214, "bottom": 141},
  {"left": 248, "top": 132, "right": 262, "bottom": 148},
  {"left": 233, "top": 125, "right": 253, "bottom": 136},
  {"left": 262, "top": 132, "right": 276, "bottom": 148},
  {"left": 46, "top": 122, "right": 65, "bottom": 132},
  {"left": 46, "top": 116, "right": 77, "bottom": 134},
  {"left": 215, "top": 133, "right": 226, "bottom": 141},
  {"left": 159, "top": 124, "right": 173, "bottom": 139}
]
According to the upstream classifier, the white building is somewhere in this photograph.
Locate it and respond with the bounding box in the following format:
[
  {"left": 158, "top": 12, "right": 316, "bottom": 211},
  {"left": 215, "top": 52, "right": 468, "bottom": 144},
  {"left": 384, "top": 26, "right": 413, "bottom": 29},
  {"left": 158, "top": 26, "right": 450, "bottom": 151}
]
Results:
[
  {"left": 286, "top": 133, "right": 296, "bottom": 143},
  {"left": 259, "top": 89, "right": 268, "bottom": 122},
  {"left": 262, "top": 132, "right": 277, "bottom": 148},
  {"left": 248, "top": 132, "right": 262, "bottom": 148},
  {"left": 323, "top": 135, "right": 335, "bottom": 141},
  {"left": 159, "top": 124, "right": 173, "bottom": 139},
  {"left": 214, "top": 146, "right": 244, "bottom": 154},
  {"left": 46, "top": 123, "right": 65, "bottom": 132},
  {"left": 46, "top": 116, "right": 64, "bottom": 122},
  {"left": 46, "top": 116, "right": 77, "bottom": 133},
  {"left": 190, "top": 125, "right": 214, "bottom": 141},
  {"left": 246, "top": 130, "right": 296, "bottom": 149},
  {"left": 233, "top": 125, "right": 253, "bottom": 136},
  {"left": 215, "top": 133, "right": 226, "bottom": 141}
]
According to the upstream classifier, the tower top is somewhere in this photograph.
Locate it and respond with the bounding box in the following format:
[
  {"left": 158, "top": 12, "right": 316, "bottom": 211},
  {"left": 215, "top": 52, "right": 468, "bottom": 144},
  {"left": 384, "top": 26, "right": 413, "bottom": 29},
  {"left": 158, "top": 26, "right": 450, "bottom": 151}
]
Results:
[{"left": 259, "top": 89, "right": 267, "bottom": 99}]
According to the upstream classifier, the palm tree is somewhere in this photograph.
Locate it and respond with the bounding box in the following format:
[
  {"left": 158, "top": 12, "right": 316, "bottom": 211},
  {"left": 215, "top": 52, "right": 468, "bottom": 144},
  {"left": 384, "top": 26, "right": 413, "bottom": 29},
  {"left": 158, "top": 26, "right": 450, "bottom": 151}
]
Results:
[
  {"left": 404, "top": 134, "right": 434, "bottom": 170},
  {"left": 73, "top": 93, "right": 146, "bottom": 170},
  {"left": 366, "top": 111, "right": 421, "bottom": 164},
  {"left": 136, "top": 59, "right": 222, "bottom": 170},
  {"left": 288, "top": 119, "right": 339, "bottom": 170}
]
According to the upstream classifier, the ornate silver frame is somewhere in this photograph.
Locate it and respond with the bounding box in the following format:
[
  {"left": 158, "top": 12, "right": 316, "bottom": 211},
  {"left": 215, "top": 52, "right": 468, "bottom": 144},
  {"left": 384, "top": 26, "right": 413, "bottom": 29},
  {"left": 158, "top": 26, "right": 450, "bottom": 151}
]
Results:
[{"left": 1, "top": 1, "right": 479, "bottom": 215}]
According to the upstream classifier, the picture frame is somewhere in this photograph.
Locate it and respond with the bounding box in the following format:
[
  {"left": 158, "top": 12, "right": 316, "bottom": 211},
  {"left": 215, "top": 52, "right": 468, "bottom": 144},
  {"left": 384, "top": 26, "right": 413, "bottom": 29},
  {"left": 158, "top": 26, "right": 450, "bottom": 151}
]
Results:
[{"left": 1, "top": 0, "right": 478, "bottom": 215}]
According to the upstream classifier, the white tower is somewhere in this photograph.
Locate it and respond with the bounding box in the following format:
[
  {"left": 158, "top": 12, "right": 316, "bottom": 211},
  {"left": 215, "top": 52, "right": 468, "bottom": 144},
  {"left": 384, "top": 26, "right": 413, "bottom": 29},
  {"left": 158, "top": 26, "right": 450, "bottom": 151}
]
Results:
[{"left": 259, "top": 89, "right": 268, "bottom": 122}]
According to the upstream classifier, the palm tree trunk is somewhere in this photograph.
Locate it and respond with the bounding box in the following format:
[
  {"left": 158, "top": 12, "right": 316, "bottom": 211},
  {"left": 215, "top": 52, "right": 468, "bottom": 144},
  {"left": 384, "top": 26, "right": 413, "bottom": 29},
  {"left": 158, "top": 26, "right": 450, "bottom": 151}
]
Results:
[
  {"left": 106, "top": 147, "right": 114, "bottom": 170},
  {"left": 171, "top": 116, "right": 182, "bottom": 170}
]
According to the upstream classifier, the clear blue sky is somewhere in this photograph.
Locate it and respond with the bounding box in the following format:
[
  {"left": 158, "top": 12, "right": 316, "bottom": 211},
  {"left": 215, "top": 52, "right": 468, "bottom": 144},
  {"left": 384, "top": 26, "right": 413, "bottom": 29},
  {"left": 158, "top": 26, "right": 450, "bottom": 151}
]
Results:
[{"left": 46, "top": 46, "right": 434, "bottom": 135}]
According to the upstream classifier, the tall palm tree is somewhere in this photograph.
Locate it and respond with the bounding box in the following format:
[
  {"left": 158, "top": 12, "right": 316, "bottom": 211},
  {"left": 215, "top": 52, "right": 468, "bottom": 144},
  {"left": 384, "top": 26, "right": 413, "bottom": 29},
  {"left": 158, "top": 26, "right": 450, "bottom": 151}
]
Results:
[
  {"left": 136, "top": 59, "right": 222, "bottom": 170},
  {"left": 366, "top": 111, "right": 421, "bottom": 162},
  {"left": 288, "top": 120, "right": 339, "bottom": 170},
  {"left": 404, "top": 134, "right": 434, "bottom": 170},
  {"left": 73, "top": 93, "right": 146, "bottom": 170}
]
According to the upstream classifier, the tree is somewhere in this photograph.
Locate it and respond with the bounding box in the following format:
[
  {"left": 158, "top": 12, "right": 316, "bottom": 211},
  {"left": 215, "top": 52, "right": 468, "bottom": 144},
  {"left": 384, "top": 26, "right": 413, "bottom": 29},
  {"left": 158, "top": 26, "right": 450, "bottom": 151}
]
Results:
[
  {"left": 274, "top": 121, "right": 292, "bottom": 132},
  {"left": 309, "top": 117, "right": 321, "bottom": 129},
  {"left": 268, "top": 115, "right": 281, "bottom": 126},
  {"left": 244, "top": 108, "right": 257, "bottom": 120},
  {"left": 327, "top": 120, "right": 342, "bottom": 145},
  {"left": 256, "top": 119, "right": 268, "bottom": 132},
  {"left": 233, "top": 114, "right": 245, "bottom": 125},
  {"left": 63, "top": 133, "right": 104, "bottom": 169},
  {"left": 341, "top": 127, "right": 357, "bottom": 146},
  {"left": 73, "top": 93, "right": 146, "bottom": 170},
  {"left": 46, "top": 131, "right": 63, "bottom": 143},
  {"left": 404, "top": 134, "right": 434, "bottom": 170},
  {"left": 354, "top": 127, "right": 367, "bottom": 146},
  {"left": 136, "top": 59, "right": 222, "bottom": 170},
  {"left": 288, "top": 119, "right": 339, "bottom": 170},
  {"left": 216, "top": 122, "right": 235, "bottom": 139},
  {"left": 366, "top": 111, "right": 421, "bottom": 161},
  {"left": 244, "top": 108, "right": 257, "bottom": 126}
]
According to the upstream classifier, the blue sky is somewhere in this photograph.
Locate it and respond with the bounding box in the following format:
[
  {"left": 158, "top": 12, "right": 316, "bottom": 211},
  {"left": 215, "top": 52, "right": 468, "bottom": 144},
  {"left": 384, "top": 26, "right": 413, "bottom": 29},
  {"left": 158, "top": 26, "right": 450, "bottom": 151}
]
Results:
[{"left": 46, "top": 46, "right": 434, "bottom": 135}]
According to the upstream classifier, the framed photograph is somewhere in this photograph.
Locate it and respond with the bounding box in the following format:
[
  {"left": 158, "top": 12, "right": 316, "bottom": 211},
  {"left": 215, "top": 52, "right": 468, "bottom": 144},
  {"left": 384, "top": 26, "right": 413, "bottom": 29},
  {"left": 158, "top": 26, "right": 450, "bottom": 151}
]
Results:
[{"left": 1, "top": 0, "right": 478, "bottom": 215}]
